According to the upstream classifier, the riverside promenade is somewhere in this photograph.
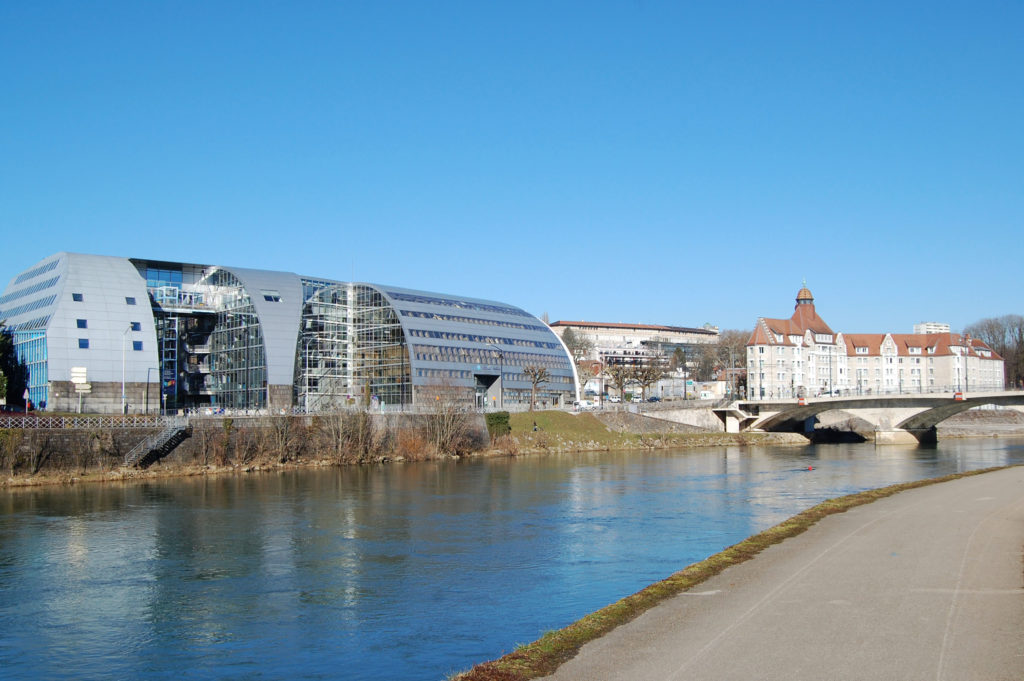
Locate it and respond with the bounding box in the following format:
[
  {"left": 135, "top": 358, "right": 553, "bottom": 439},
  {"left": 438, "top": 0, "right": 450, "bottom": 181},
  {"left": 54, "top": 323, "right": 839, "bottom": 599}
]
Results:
[{"left": 544, "top": 466, "right": 1024, "bottom": 681}]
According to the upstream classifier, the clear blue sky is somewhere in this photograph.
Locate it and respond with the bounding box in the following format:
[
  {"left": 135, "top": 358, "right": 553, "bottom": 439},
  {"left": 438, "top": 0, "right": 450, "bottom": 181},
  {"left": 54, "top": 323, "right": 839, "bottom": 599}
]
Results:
[{"left": 2, "top": 1, "right": 1021, "bottom": 333}]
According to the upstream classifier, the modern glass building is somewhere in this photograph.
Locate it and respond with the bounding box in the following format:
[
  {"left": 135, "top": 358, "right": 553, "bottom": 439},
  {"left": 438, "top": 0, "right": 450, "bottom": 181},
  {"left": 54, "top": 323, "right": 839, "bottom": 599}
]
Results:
[{"left": 0, "top": 253, "right": 578, "bottom": 413}]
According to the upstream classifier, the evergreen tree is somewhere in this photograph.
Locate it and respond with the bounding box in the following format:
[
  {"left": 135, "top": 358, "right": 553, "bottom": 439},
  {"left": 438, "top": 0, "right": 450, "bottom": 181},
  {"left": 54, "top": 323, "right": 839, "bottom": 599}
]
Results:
[{"left": 0, "top": 324, "right": 29, "bottom": 407}]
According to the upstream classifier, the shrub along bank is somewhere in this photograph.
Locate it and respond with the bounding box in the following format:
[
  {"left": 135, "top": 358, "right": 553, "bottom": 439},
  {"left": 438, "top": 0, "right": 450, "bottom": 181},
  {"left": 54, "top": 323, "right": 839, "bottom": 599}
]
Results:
[
  {"left": 1, "top": 411, "right": 490, "bottom": 484},
  {"left": 1, "top": 409, "right": 803, "bottom": 487}
]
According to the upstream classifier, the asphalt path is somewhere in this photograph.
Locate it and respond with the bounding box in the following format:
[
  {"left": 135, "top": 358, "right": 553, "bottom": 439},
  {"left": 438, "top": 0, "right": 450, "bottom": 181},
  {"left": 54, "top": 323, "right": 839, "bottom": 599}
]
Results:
[{"left": 543, "top": 466, "right": 1024, "bottom": 681}]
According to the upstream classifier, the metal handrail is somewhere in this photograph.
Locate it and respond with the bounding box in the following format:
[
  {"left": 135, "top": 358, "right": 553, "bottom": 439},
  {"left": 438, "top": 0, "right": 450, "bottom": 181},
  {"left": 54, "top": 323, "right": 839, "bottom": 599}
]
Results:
[{"left": 0, "top": 414, "right": 188, "bottom": 430}]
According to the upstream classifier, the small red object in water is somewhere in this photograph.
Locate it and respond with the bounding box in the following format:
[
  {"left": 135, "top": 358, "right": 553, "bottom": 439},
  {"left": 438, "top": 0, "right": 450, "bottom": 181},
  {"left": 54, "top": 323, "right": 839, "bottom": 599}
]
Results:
[{"left": 808, "top": 466, "right": 814, "bottom": 471}]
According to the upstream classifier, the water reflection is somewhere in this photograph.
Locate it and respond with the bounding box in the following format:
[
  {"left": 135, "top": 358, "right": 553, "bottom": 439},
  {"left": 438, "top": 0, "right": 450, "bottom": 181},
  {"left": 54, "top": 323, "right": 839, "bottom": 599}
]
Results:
[{"left": 2, "top": 438, "right": 1023, "bottom": 680}]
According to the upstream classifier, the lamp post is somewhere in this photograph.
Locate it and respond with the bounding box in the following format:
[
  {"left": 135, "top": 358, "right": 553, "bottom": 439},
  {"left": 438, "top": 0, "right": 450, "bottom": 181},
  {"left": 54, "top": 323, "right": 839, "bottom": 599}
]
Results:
[
  {"left": 145, "top": 366, "right": 158, "bottom": 415},
  {"left": 485, "top": 341, "right": 504, "bottom": 409},
  {"left": 121, "top": 324, "right": 132, "bottom": 414},
  {"left": 964, "top": 334, "right": 970, "bottom": 393}
]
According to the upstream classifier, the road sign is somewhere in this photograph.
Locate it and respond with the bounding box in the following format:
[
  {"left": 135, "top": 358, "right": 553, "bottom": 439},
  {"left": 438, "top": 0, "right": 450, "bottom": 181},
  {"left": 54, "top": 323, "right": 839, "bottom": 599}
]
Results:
[
  {"left": 75, "top": 383, "right": 92, "bottom": 393},
  {"left": 70, "top": 367, "right": 88, "bottom": 384}
]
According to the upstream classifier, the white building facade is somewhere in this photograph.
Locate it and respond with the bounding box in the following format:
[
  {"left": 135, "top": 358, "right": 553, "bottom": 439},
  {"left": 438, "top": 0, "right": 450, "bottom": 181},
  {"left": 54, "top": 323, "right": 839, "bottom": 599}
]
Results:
[{"left": 747, "top": 286, "right": 1004, "bottom": 400}]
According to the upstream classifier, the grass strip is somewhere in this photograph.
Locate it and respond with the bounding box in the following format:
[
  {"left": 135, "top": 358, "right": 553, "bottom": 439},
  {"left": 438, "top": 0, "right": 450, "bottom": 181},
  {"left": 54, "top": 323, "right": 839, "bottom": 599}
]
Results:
[{"left": 451, "top": 465, "right": 1013, "bottom": 681}]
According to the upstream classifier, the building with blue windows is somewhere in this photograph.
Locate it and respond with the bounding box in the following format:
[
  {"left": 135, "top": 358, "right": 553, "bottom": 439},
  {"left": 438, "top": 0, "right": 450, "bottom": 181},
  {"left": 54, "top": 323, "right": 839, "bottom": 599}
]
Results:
[{"left": 0, "top": 253, "right": 578, "bottom": 413}]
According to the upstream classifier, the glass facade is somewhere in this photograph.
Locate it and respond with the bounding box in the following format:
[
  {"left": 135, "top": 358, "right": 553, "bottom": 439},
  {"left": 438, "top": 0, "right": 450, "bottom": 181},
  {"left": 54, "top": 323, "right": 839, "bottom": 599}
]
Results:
[
  {"left": 294, "top": 284, "right": 411, "bottom": 410},
  {"left": 0, "top": 253, "right": 577, "bottom": 413},
  {"left": 13, "top": 330, "right": 47, "bottom": 408},
  {"left": 208, "top": 271, "right": 267, "bottom": 410}
]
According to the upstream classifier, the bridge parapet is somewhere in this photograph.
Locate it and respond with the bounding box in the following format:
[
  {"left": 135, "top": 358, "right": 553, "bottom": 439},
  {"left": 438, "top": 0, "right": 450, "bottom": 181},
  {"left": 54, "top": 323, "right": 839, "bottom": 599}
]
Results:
[{"left": 718, "top": 391, "right": 1024, "bottom": 444}]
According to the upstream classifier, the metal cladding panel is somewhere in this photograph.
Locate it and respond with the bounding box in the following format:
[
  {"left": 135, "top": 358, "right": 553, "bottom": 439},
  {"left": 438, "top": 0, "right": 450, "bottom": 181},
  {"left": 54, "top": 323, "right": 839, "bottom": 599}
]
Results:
[
  {"left": 221, "top": 267, "right": 303, "bottom": 386},
  {"left": 0, "top": 253, "right": 158, "bottom": 384}
]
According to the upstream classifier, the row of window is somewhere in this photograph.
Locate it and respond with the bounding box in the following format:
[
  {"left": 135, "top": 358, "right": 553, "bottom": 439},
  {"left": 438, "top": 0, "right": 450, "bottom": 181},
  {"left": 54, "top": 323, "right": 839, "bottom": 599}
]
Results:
[
  {"left": 73, "top": 319, "right": 143, "bottom": 331},
  {"left": 145, "top": 267, "right": 184, "bottom": 289},
  {"left": 77, "top": 339, "right": 143, "bottom": 350},
  {"left": 0, "top": 275, "right": 60, "bottom": 306},
  {"left": 385, "top": 291, "right": 533, "bottom": 318},
  {"left": 416, "top": 369, "right": 473, "bottom": 379},
  {"left": 71, "top": 292, "right": 137, "bottom": 305},
  {"left": 5, "top": 314, "right": 50, "bottom": 331},
  {"left": 399, "top": 309, "right": 549, "bottom": 333},
  {"left": 406, "top": 328, "right": 560, "bottom": 349},
  {"left": 411, "top": 344, "right": 571, "bottom": 371},
  {"left": 15, "top": 258, "right": 60, "bottom": 285},
  {"left": 0, "top": 294, "right": 57, "bottom": 320}
]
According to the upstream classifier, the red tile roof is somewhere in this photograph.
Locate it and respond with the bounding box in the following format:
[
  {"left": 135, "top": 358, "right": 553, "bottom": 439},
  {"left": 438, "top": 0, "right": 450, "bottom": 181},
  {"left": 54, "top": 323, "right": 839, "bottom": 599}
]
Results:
[{"left": 551, "top": 320, "right": 716, "bottom": 335}]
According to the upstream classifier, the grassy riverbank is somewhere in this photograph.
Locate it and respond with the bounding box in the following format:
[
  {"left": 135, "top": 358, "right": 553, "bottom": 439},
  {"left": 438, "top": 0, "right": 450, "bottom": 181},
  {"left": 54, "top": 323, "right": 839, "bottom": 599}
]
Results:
[
  {"left": 450, "top": 465, "right": 1015, "bottom": 681},
  {"left": 502, "top": 410, "right": 807, "bottom": 454}
]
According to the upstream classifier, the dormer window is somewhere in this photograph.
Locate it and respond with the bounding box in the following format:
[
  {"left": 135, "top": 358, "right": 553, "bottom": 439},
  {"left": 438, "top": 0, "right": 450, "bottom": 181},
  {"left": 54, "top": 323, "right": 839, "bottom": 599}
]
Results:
[{"left": 856, "top": 347, "right": 868, "bottom": 354}]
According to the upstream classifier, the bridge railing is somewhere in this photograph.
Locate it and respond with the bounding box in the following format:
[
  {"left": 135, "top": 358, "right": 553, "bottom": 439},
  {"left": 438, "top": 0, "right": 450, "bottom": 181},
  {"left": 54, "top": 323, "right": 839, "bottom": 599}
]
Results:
[{"left": 745, "top": 383, "right": 1007, "bottom": 401}]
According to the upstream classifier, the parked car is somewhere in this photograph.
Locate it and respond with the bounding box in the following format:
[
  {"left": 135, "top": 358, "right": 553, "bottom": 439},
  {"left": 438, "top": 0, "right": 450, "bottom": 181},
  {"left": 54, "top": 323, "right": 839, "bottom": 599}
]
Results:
[
  {"left": 607, "top": 395, "right": 621, "bottom": 403},
  {"left": 647, "top": 396, "right": 661, "bottom": 402}
]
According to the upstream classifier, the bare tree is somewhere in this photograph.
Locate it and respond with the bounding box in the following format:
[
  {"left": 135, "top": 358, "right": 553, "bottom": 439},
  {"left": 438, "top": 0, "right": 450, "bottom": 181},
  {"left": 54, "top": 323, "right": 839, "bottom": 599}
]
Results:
[
  {"left": 965, "top": 314, "right": 1024, "bottom": 388},
  {"left": 669, "top": 347, "right": 687, "bottom": 373},
  {"left": 575, "top": 361, "right": 595, "bottom": 397},
  {"left": 695, "top": 343, "right": 717, "bottom": 381},
  {"left": 604, "top": 363, "right": 635, "bottom": 402},
  {"left": 560, "top": 327, "right": 594, "bottom": 364},
  {"left": 561, "top": 328, "right": 596, "bottom": 396},
  {"left": 714, "top": 330, "right": 750, "bottom": 398},
  {"left": 633, "top": 359, "right": 664, "bottom": 402},
  {"left": 522, "top": 365, "right": 551, "bottom": 411},
  {"left": 424, "top": 381, "right": 474, "bottom": 454},
  {"left": 717, "top": 329, "right": 750, "bottom": 366}
]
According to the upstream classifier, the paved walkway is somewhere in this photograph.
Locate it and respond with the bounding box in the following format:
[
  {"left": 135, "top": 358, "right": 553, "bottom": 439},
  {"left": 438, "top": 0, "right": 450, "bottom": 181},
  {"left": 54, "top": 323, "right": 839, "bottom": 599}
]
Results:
[{"left": 544, "top": 467, "right": 1024, "bottom": 681}]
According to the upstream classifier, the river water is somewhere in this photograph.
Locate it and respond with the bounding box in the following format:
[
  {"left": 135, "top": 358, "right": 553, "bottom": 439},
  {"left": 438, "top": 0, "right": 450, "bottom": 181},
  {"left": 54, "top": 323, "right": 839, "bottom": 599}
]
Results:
[{"left": 2, "top": 438, "right": 1023, "bottom": 681}]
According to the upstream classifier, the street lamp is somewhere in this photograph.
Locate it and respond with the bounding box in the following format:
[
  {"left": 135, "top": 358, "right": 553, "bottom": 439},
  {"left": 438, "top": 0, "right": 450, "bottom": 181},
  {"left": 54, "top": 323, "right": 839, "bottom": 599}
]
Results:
[
  {"left": 121, "top": 323, "right": 132, "bottom": 414},
  {"left": 145, "top": 366, "right": 158, "bottom": 415},
  {"left": 964, "top": 334, "right": 970, "bottom": 393}
]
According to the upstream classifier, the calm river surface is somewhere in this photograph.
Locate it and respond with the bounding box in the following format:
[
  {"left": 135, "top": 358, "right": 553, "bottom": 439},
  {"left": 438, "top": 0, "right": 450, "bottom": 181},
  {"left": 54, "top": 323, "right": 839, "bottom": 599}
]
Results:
[{"left": 3, "top": 438, "right": 1024, "bottom": 681}]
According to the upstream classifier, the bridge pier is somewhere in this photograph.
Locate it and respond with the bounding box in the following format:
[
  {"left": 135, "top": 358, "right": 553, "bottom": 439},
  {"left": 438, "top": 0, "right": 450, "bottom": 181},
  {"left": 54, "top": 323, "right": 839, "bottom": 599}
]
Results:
[{"left": 873, "top": 427, "right": 937, "bottom": 446}]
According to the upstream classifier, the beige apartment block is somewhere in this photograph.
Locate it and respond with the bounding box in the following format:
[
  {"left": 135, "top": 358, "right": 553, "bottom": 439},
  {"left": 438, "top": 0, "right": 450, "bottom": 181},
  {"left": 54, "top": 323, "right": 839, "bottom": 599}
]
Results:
[{"left": 747, "top": 285, "right": 1004, "bottom": 400}]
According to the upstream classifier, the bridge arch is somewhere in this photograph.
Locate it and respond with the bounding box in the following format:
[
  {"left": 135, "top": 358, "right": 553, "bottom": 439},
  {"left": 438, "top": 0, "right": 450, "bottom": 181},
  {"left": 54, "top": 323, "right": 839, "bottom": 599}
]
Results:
[{"left": 743, "top": 393, "right": 1024, "bottom": 442}]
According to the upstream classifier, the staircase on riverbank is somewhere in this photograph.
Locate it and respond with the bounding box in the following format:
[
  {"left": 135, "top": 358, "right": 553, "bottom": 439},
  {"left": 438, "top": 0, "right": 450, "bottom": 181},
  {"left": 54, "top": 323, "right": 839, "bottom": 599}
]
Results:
[{"left": 124, "top": 419, "right": 192, "bottom": 469}]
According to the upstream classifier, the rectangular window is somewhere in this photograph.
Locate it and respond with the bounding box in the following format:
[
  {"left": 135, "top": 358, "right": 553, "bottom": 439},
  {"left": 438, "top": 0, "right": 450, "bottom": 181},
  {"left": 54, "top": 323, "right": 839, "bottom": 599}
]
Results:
[
  {"left": 125, "top": 297, "right": 136, "bottom": 305},
  {"left": 261, "top": 290, "right": 281, "bottom": 302},
  {"left": 72, "top": 293, "right": 84, "bottom": 302},
  {"left": 130, "top": 321, "right": 142, "bottom": 331},
  {"left": 132, "top": 341, "right": 143, "bottom": 351},
  {"left": 78, "top": 338, "right": 89, "bottom": 349},
  {"left": 76, "top": 319, "right": 87, "bottom": 329}
]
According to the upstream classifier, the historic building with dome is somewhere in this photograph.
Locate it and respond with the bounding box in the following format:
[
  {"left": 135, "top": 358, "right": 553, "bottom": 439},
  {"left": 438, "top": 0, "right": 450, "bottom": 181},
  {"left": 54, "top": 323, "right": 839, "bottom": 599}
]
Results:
[{"left": 746, "top": 285, "right": 1004, "bottom": 399}]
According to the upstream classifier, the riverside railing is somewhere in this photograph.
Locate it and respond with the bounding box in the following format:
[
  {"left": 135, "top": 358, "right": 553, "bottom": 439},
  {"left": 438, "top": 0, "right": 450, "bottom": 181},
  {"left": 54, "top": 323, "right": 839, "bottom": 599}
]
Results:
[{"left": 0, "top": 414, "right": 185, "bottom": 430}]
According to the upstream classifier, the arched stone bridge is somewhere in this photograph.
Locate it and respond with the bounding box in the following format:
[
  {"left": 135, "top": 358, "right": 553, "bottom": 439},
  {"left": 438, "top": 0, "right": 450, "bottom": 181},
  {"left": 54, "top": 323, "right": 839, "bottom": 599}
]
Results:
[{"left": 714, "top": 391, "right": 1024, "bottom": 444}]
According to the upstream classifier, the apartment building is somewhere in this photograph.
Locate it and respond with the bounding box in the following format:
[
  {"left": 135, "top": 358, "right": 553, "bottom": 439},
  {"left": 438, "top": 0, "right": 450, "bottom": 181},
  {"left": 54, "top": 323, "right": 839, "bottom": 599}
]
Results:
[{"left": 747, "top": 285, "right": 1004, "bottom": 399}]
